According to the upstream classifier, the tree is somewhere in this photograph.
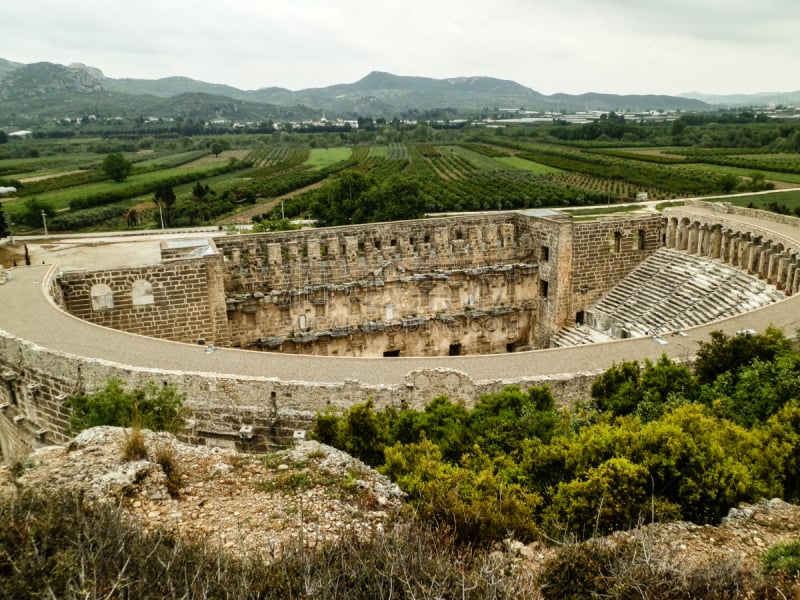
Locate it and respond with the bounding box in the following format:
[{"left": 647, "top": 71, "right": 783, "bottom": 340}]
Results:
[
  {"left": 694, "top": 327, "right": 792, "bottom": 386},
  {"left": 671, "top": 118, "right": 686, "bottom": 137},
  {"left": 101, "top": 153, "right": 132, "bottom": 182},
  {"left": 210, "top": 139, "right": 231, "bottom": 157},
  {"left": 0, "top": 204, "right": 8, "bottom": 239},
  {"left": 153, "top": 184, "right": 177, "bottom": 228},
  {"left": 590, "top": 360, "right": 641, "bottom": 416},
  {"left": 19, "top": 197, "right": 53, "bottom": 228}
]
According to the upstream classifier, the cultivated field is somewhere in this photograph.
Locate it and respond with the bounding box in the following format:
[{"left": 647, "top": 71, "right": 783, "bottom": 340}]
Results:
[{"left": 1, "top": 122, "right": 799, "bottom": 234}]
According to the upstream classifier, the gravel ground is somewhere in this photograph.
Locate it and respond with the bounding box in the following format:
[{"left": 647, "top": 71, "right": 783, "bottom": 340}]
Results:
[{"left": 0, "top": 427, "right": 405, "bottom": 558}]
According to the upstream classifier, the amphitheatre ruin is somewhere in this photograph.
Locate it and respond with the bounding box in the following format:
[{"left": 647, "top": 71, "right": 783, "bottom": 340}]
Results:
[{"left": 2, "top": 199, "right": 800, "bottom": 459}]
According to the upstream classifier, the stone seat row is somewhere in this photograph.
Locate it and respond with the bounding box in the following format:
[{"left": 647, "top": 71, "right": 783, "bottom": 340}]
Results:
[{"left": 551, "top": 248, "right": 784, "bottom": 347}]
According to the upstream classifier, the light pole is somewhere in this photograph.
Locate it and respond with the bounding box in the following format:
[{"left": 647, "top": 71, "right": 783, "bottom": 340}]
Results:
[
  {"left": 41, "top": 211, "right": 48, "bottom": 238},
  {"left": 9, "top": 221, "right": 14, "bottom": 245}
]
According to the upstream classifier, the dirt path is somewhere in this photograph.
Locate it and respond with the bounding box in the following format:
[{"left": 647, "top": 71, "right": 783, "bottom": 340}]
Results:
[{"left": 18, "top": 169, "right": 88, "bottom": 183}]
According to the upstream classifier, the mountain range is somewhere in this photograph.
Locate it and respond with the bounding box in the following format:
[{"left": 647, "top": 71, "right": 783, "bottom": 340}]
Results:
[{"left": 0, "top": 58, "right": 795, "bottom": 128}]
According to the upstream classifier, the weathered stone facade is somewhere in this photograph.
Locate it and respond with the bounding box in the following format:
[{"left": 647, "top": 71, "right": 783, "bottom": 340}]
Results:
[
  {"left": 8, "top": 203, "right": 796, "bottom": 461},
  {"left": 58, "top": 256, "right": 229, "bottom": 347},
  {"left": 53, "top": 211, "right": 664, "bottom": 358}
]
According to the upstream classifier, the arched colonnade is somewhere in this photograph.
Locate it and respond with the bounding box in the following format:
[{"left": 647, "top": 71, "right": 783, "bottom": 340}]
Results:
[{"left": 665, "top": 216, "right": 800, "bottom": 295}]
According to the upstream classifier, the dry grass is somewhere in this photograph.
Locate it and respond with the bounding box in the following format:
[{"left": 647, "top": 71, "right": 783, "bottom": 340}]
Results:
[{"left": 121, "top": 426, "right": 147, "bottom": 461}]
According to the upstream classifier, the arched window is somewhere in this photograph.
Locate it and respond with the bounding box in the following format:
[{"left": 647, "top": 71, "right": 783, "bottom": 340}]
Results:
[
  {"left": 131, "top": 280, "right": 155, "bottom": 306},
  {"left": 637, "top": 230, "right": 646, "bottom": 251},
  {"left": 609, "top": 232, "right": 622, "bottom": 253},
  {"left": 90, "top": 284, "right": 114, "bottom": 311}
]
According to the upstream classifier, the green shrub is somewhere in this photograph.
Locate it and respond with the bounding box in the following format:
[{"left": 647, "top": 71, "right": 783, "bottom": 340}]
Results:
[
  {"left": 762, "top": 541, "right": 800, "bottom": 575},
  {"left": 538, "top": 536, "right": 788, "bottom": 600},
  {"left": 382, "top": 439, "right": 541, "bottom": 544},
  {"left": 66, "top": 378, "right": 186, "bottom": 434}
]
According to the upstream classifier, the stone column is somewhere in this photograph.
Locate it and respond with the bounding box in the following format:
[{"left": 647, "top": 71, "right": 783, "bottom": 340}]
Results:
[
  {"left": 784, "top": 258, "right": 797, "bottom": 296},
  {"left": 744, "top": 241, "right": 759, "bottom": 275},
  {"left": 767, "top": 251, "right": 780, "bottom": 285},
  {"left": 687, "top": 223, "right": 699, "bottom": 254},
  {"left": 677, "top": 222, "right": 689, "bottom": 251},
  {"left": 666, "top": 218, "right": 678, "bottom": 249},
  {"left": 696, "top": 225, "right": 710, "bottom": 256},
  {"left": 710, "top": 226, "right": 722, "bottom": 259},
  {"left": 793, "top": 262, "right": 800, "bottom": 295},
  {"left": 775, "top": 254, "right": 790, "bottom": 291},
  {"left": 718, "top": 231, "right": 730, "bottom": 263},
  {"left": 307, "top": 239, "right": 322, "bottom": 285},
  {"left": 758, "top": 246, "right": 772, "bottom": 280},
  {"left": 267, "top": 243, "right": 284, "bottom": 287}
]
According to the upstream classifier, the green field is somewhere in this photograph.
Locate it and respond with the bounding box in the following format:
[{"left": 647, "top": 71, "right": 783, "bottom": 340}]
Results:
[
  {"left": 703, "top": 165, "right": 800, "bottom": 186},
  {"left": 496, "top": 156, "right": 564, "bottom": 175},
  {"left": 367, "top": 145, "right": 388, "bottom": 159},
  {"left": 446, "top": 145, "right": 508, "bottom": 171},
  {"left": 305, "top": 147, "right": 353, "bottom": 170},
  {"left": 726, "top": 190, "right": 800, "bottom": 209},
  {"left": 2, "top": 119, "right": 800, "bottom": 234}
]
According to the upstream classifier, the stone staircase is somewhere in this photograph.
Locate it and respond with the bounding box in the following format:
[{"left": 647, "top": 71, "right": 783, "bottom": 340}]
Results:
[{"left": 551, "top": 248, "right": 785, "bottom": 347}]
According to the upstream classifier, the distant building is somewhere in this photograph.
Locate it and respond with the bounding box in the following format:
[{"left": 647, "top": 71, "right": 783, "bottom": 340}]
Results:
[{"left": 9, "top": 130, "right": 32, "bottom": 139}]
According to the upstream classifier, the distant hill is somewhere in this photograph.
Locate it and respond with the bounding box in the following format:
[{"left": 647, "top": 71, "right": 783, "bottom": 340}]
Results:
[
  {"left": 0, "top": 58, "right": 719, "bottom": 126},
  {"left": 0, "top": 58, "right": 23, "bottom": 81},
  {"left": 0, "top": 62, "right": 318, "bottom": 126},
  {"left": 548, "top": 92, "right": 708, "bottom": 113},
  {"left": 680, "top": 90, "right": 800, "bottom": 107}
]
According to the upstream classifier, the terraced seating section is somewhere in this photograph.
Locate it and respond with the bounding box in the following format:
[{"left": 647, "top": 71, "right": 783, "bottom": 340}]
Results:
[{"left": 551, "top": 247, "right": 785, "bottom": 347}]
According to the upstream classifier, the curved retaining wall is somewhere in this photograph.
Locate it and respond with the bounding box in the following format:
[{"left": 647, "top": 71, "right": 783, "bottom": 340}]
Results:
[{"left": 2, "top": 202, "right": 800, "bottom": 461}]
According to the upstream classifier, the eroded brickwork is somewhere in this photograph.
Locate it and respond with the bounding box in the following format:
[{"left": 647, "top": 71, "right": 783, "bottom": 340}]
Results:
[
  {"left": 53, "top": 211, "right": 664, "bottom": 357},
  {"left": 58, "top": 256, "right": 229, "bottom": 347},
  {"left": 569, "top": 216, "right": 664, "bottom": 325}
]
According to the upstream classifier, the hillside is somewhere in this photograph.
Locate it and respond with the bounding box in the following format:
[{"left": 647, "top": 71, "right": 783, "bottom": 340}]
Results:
[
  {"left": 0, "top": 58, "right": 712, "bottom": 127},
  {"left": 681, "top": 89, "right": 800, "bottom": 107},
  {"left": 2, "top": 426, "right": 799, "bottom": 598}
]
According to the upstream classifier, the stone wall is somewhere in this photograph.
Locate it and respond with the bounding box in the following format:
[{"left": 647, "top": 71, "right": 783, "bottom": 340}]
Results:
[
  {"left": 228, "top": 266, "right": 539, "bottom": 355},
  {"left": 569, "top": 216, "right": 664, "bottom": 325},
  {"left": 58, "top": 255, "right": 230, "bottom": 347},
  {"left": 217, "top": 211, "right": 572, "bottom": 354},
  {"left": 0, "top": 325, "right": 602, "bottom": 461},
  {"left": 214, "top": 213, "right": 538, "bottom": 293},
  {"left": 53, "top": 211, "right": 664, "bottom": 357}
]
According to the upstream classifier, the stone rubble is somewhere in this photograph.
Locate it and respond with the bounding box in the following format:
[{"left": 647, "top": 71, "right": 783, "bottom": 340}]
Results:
[{"left": 0, "top": 427, "right": 405, "bottom": 558}]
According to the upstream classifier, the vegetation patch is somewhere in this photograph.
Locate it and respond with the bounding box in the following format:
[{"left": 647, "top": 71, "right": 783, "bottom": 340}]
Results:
[
  {"left": 313, "top": 328, "right": 800, "bottom": 545},
  {"left": 497, "top": 155, "right": 564, "bottom": 174},
  {"left": 305, "top": 147, "right": 352, "bottom": 170}
]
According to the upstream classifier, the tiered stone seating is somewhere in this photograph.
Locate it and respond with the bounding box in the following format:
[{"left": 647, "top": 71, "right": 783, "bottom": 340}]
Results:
[{"left": 551, "top": 248, "right": 785, "bottom": 348}]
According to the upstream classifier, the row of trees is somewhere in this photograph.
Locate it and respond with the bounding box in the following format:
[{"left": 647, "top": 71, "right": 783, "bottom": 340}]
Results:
[{"left": 307, "top": 170, "right": 427, "bottom": 226}]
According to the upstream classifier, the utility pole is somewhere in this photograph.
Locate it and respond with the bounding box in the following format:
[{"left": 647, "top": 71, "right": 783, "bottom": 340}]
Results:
[{"left": 41, "top": 211, "right": 48, "bottom": 238}]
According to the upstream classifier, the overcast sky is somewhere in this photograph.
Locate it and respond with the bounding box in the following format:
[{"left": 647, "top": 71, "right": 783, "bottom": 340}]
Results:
[{"left": 3, "top": 0, "right": 799, "bottom": 95}]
